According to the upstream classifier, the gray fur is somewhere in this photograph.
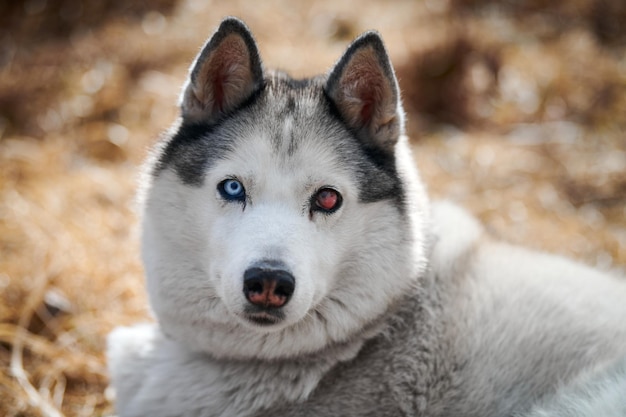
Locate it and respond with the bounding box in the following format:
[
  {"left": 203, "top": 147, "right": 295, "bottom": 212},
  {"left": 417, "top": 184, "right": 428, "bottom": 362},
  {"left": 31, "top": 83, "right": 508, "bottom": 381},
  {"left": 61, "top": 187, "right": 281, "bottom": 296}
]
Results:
[
  {"left": 108, "top": 18, "right": 626, "bottom": 417},
  {"left": 517, "top": 356, "right": 626, "bottom": 417}
]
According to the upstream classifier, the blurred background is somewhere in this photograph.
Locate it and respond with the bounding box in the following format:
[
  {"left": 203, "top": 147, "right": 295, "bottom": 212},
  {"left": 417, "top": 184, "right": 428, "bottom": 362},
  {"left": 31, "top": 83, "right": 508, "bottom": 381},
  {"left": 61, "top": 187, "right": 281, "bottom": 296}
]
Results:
[{"left": 1, "top": 0, "right": 625, "bottom": 415}]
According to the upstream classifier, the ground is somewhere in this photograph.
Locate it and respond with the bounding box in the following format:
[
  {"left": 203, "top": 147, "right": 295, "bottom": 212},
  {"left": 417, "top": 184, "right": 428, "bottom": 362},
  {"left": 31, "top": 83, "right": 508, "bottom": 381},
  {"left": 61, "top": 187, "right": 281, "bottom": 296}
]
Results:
[{"left": 0, "top": 0, "right": 625, "bottom": 416}]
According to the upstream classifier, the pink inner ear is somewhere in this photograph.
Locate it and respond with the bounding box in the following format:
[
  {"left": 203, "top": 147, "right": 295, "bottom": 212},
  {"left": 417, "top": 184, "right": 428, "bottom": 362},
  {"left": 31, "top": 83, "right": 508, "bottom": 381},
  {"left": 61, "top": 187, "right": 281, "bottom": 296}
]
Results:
[
  {"left": 336, "top": 47, "right": 393, "bottom": 130},
  {"left": 358, "top": 89, "right": 379, "bottom": 125},
  {"left": 212, "top": 71, "right": 227, "bottom": 113},
  {"left": 197, "top": 34, "right": 254, "bottom": 115}
]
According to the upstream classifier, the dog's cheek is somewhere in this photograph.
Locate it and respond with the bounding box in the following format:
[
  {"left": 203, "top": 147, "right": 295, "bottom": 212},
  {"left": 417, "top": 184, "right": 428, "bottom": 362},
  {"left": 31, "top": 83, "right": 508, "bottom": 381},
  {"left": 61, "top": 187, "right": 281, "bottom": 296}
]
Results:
[
  {"left": 206, "top": 214, "right": 245, "bottom": 305},
  {"left": 300, "top": 226, "right": 346, "bottom": 306},
  {"left": 285, "top": 250, "right": 318, "bottom": 316}
]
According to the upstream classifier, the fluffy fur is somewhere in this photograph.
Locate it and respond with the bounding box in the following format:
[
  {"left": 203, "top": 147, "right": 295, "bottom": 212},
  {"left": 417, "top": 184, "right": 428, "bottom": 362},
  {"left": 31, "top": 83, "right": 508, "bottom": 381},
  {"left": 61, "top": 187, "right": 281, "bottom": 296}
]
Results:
[
  {"left": 108, "top": 17, "right": 626, "bottom": 417},
  {"left": 519, "top": 356, "right": 626, "bottom": 417}
]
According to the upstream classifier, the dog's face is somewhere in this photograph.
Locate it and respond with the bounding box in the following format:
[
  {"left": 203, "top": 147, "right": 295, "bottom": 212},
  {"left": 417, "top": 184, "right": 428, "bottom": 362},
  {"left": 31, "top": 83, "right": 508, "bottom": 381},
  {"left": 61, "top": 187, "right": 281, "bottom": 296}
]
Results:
[{"left": 141, "top": 18, "right": 429, "bottom": 359}]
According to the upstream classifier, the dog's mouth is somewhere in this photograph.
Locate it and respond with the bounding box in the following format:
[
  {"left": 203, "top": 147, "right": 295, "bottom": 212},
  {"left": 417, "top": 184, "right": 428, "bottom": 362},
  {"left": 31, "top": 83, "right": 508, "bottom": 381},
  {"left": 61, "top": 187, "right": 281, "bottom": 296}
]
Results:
[{"left": 243, "top": 308, "right": 285, "bottom": 327}]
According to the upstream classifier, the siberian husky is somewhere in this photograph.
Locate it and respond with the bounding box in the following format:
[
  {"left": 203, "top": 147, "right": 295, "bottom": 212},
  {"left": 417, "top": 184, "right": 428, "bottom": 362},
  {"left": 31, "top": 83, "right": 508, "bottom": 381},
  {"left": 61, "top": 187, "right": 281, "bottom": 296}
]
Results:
[{"left": 107, "top": 17, "right": 626, "bottom": 417}]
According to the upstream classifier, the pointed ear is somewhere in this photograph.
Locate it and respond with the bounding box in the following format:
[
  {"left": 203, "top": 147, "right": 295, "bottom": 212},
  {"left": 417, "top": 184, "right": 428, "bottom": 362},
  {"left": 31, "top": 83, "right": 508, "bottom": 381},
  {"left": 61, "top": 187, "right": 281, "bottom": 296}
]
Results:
[
  {"left": 180, "top": 17, "right": 264, "bottom": 123},
  {"left": 325, "top": 32, "right": 403, "bottom": 151}
]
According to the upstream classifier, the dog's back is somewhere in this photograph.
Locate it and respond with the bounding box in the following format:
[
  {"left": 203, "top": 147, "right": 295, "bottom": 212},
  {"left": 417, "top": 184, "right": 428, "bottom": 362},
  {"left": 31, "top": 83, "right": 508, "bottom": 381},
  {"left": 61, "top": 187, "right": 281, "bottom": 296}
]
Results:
[
  {"left": 521, "top": 356, "right": 626, "bottom": 417},
  {"left": 427, "top": 202, "right": 626, "bottom": 416}
]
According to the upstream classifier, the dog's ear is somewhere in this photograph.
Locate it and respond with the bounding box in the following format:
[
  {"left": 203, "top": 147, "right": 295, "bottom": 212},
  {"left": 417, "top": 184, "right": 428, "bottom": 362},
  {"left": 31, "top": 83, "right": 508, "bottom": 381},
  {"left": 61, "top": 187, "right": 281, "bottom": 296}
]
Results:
[
  {"left": 325, "top": 32, "right": 403, "bottom": 151},
  {"left": 180, "top": 17, "right": 264, "bottom": 123}
]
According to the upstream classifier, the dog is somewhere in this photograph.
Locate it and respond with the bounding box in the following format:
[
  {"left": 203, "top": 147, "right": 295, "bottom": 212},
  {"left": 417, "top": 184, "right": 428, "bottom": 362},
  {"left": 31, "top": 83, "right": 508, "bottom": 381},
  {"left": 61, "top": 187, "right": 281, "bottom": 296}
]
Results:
[{"left": 107, "top": 17, "right": 626, "bottom": 417}]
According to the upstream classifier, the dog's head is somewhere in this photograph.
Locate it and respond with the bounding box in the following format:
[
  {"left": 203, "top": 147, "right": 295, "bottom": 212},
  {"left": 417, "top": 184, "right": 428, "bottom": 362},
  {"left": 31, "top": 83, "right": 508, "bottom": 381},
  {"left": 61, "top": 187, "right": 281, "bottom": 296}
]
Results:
[{"left": 141, "top": 18, "right": 430, "bottom": 359}]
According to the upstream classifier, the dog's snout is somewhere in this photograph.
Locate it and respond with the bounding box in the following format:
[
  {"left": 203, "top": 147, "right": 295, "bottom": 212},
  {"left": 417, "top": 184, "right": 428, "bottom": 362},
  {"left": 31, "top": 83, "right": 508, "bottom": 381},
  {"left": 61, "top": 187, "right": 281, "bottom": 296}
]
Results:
[{"left": 243, "top": 266, "right": 295, "bottom": 309}]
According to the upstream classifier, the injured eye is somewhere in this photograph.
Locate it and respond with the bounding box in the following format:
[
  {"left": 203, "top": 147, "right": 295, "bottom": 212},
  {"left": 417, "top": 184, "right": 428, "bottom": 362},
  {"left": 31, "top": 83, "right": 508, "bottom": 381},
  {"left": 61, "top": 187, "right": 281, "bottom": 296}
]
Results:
[
  {"left": 218, "top": 179, "right": 246, "bottom": 202},
  {"left": 312, "top": 187, "right": 342, "bottom": 214}
]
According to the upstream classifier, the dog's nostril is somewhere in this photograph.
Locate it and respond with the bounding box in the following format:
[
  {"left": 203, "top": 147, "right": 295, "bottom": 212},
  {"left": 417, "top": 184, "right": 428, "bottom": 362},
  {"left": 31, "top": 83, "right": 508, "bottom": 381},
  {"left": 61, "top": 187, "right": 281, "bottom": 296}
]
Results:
[
  {"left": 274, "top": 278, "right": 295, "bottom": 298},
  {"left": 243, "top": 267, "right": 295, "bottom": 309},
  {"left": 245, "top": 278, "right": 264, "bottom": 295}
]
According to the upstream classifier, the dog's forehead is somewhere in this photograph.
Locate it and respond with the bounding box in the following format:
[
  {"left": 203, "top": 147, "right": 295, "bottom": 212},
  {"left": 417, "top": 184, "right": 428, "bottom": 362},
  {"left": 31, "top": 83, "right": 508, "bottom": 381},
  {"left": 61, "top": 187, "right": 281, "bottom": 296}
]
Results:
[
  {"left": 214, "top": 80, "right": 352, "bottom": 186},
  {"left": 154, "top": 73, "right": 404, "bottom": 207},
  {"left": 249, "top": 75, "right": 349, "bottom": 156},
  {"left": 220, "top": 116, "right": 349, "bottom": 187}
]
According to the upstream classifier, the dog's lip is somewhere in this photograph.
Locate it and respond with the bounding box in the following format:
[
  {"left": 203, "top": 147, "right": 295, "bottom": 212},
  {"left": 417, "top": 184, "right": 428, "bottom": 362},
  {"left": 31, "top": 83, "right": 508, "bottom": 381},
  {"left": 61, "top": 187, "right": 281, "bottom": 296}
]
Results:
[{"left": 244, "top": 310, "right": 283, "bottom": 326}]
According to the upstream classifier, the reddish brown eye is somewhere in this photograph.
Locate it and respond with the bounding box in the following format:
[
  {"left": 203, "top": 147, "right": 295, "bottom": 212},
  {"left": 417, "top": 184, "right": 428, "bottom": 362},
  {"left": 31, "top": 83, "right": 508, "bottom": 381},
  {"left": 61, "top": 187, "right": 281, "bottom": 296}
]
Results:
[{"left": 313, "top": 188, "right": 342, "bottom": 213}]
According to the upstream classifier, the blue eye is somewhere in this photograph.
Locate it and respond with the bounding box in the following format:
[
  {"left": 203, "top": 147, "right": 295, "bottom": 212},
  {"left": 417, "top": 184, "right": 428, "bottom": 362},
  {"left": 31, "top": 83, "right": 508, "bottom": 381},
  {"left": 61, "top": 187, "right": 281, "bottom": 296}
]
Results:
[{"left": 219, "top": 179, "right": 245, "bottom": 201}]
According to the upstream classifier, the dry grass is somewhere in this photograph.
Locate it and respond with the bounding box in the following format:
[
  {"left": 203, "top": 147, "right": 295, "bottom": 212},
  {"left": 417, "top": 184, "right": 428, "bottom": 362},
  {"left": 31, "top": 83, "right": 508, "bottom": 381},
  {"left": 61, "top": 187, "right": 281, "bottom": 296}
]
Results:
[{"left": 1, "top": 0, "right": 625, "bottom": 415}]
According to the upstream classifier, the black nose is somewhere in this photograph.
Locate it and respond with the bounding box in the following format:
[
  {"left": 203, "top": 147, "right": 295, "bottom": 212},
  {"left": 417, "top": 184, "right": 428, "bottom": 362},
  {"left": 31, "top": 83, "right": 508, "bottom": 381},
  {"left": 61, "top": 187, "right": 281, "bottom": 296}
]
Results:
[{"left": 243, "top": 266, "right": 295, "bottom": 309}]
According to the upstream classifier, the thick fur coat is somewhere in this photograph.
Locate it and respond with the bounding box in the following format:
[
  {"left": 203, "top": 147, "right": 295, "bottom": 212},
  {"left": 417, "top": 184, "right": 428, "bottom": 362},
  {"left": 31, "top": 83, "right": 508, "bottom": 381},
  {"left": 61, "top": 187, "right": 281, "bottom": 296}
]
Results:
[{"left": 108, "top": 18, "right": 626, "bottom": 417}]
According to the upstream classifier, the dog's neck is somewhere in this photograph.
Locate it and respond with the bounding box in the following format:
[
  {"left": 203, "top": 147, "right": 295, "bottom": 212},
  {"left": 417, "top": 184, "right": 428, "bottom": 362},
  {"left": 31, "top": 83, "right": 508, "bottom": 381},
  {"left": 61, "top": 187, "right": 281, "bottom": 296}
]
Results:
[{"left": 195, "top": 274, "right": 445, "bottom": 417}]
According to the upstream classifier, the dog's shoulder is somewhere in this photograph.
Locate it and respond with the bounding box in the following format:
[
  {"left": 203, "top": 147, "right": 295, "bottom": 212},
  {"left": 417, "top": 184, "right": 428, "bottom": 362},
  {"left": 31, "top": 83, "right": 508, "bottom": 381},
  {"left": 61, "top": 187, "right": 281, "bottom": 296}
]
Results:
[{"left": 429, "top": 200, "right": 485, "bottom": 277}]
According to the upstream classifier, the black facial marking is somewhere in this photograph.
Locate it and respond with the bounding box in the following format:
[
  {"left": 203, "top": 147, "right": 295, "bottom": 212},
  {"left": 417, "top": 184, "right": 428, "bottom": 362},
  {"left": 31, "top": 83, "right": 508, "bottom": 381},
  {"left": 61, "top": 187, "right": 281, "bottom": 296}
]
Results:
[
  {"left": 286, "top": 96, "right": 296, "bottom": 113},
  {"left": 154, "top": 122, "right": 230, "bottom": 187},
  {"left": 155, "top": 86, "right": 265, "bottom": 186},
  {"left": 355, "top": 144, "right": 404, "bottom": 205},
  {"left": 322, "top": 93, "right": 406, "bottom": 210}
]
